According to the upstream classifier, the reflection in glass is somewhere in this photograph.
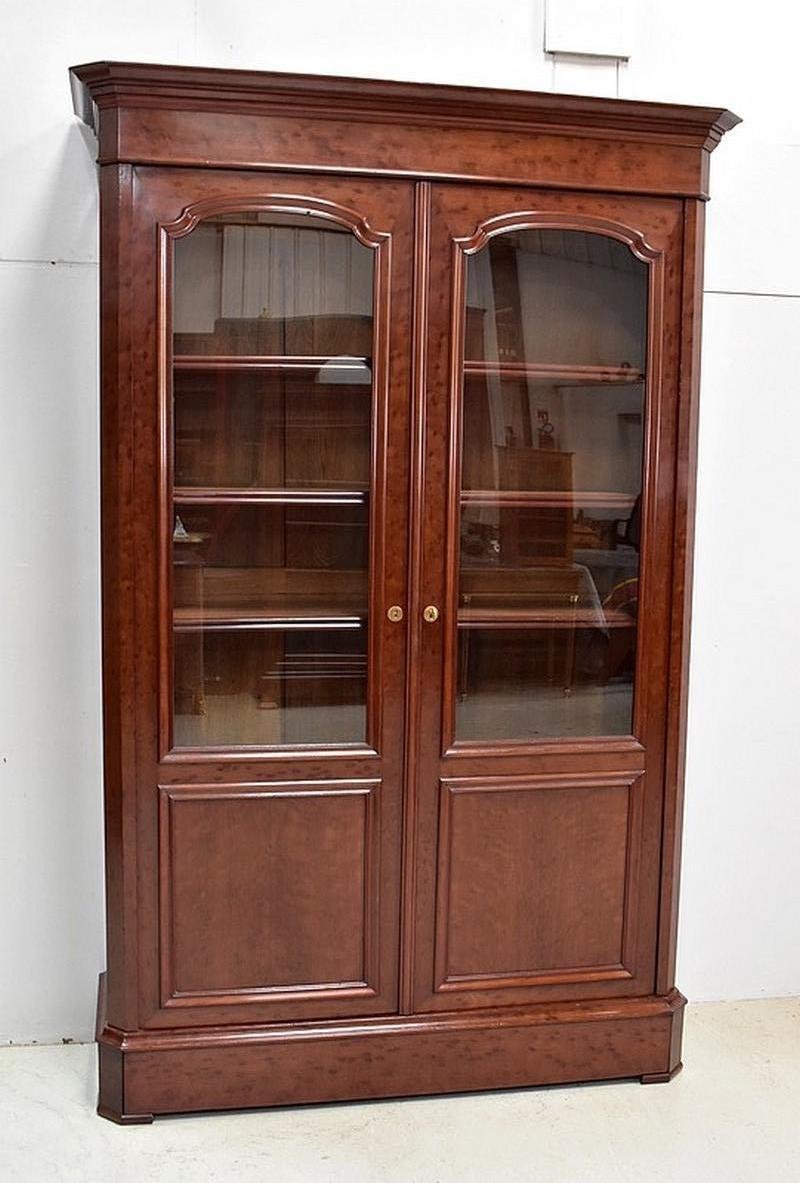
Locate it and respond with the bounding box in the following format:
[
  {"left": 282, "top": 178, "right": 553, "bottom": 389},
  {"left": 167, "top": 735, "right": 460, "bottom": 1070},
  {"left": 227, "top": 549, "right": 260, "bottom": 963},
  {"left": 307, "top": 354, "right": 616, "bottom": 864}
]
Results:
[
  {"left": 174, "top": 371, "right": 370, "bottom": 490},
  {"left": 171, "top": 211, "right": 373, "bottom": 747},
  {"left": 456, "top": 230, "right": 647, "bottom": 741},
  {"left": 174, "top": 212, "right": 374, "bottom": 357}
]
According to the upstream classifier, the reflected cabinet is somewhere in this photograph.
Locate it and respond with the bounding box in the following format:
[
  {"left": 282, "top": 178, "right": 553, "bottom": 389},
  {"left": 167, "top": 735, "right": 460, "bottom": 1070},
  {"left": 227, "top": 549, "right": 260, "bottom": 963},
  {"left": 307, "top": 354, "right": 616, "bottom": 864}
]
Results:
[{"left": 71, "top": 62, "right": 737, "bottom": 1122}]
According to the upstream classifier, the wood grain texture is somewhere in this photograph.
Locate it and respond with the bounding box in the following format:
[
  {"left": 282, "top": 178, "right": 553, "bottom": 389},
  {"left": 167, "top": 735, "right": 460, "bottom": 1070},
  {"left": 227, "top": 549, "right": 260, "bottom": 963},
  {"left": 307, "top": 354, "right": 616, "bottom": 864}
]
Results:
[
  {"left": 408, "top": 184, "right": 682, "bottom": 1014},
  {"left": 159, "top": 782, "right": 380, "bottom": 1010},
  {"left": 399, "top": 180, "right": 432, "bottom": 1015},
  {"left": 98, "top": 165, "right": 140, "bottom": 1033},
  {"left": 655, "top": 198, "right": 707, "bottom": 997},
  {"left": 432, "top": 774, "right": 643, "bottom": 992},
  {"left": 107, "top": 168, "right": 414, "bottom": 1032},
  {"left": 96, "top": 979, "right": 686, "bottom": 1120},
  {"left": 71, "top": 62, "right": 738, "bottom": 199}
]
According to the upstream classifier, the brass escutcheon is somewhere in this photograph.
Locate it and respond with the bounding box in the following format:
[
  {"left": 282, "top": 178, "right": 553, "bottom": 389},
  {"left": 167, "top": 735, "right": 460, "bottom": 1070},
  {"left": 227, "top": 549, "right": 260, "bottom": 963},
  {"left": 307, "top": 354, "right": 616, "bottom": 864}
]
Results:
[
  {"left": 387, "top": 605, "right": 404, "bottom": 622},
  {"left": 423, "top": 605, "right": 440, "bottom": 623}
]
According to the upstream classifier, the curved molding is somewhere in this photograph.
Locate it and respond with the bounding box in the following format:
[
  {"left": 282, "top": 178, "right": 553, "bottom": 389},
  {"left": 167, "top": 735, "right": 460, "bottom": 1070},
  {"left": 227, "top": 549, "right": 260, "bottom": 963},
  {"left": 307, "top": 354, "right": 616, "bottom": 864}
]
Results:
[
  {"left": 157, "top": 190, "right": 391, "bottom": 760},
  {"left": 162, "top": 193, "right": 387, "bottom": 249},
  {"left": 100, "top": 987, "right": 687, "bottom": 1053},
  {"left": 441, "top": 205, "right": 666, "bottom": 756},
  {"left": 456, "top": 209, "right": 661, "bottom": 264}
]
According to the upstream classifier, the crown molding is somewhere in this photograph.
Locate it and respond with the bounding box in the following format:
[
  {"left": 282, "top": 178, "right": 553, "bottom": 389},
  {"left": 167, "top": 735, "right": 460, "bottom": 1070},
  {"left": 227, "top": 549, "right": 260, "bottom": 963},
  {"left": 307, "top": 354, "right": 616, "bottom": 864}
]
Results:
[{"left": 71, "top": 61, "right": 740, "bottom": 153}]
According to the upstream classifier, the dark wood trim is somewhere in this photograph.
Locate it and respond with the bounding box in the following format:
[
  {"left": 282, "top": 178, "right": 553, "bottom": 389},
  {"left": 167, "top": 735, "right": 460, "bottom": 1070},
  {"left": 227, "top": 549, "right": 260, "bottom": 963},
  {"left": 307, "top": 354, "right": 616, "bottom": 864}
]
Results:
[
  {"left": 99, "top": 165, "right": 140, "bottom": 1034},
  {"left": 656, "top": 199, "right": 706, "bottom": 996},
  {"left": 157, "top": 189, "right": 392, "bottom": 762},
  {"left": 440, "top": 223, "right": 469, "bottom": 754},
  {"left": 163, "top": 191, "right": 389, "bottom": 247},
  {"left": 630, "top": 223, "right": 667, "bottom": 746},
  {"left": 457, "top": 208, "right": 663, "bottom": 260},
  {"left": 440, "top": 205, "right": 663, "bottom": 756},
  {"left": 71, "top": 64, "right": 738, "bottom": 201},
  {"left": 103, "top": 985, "right": 686, "bottom": 1051},
  {"left": 431, "top": 773, "right": 643, "bottom": 993},
  {"left": 122, "top": 168, "right": 414, "bottom": 1032},
  {"left": 409, "top": 185, "right": 681, "bottom": 1017},
  {"left": 641, "top": 1063, "right": 683, "bottom": 1084},
  {"left": 71, "top": 61, "right": 739, "bottom": 148},
  {"left": 157, "top": 781, "right": 381, "bottom": 1009},
  {"left": 83, "top": 67, "right": 734, "bottom": 1120},
  {"left": 443, "top": 736, "right": 646, "bottom": 762},
  {"left": 399, "top": 180, "right": 432, "bottom": 1014},
  {"left": 97, "top": 982, "right": 686, "bottom": 1119},
  {"left": 96, "top": 975, "right": 154, "bottom": 1123}
]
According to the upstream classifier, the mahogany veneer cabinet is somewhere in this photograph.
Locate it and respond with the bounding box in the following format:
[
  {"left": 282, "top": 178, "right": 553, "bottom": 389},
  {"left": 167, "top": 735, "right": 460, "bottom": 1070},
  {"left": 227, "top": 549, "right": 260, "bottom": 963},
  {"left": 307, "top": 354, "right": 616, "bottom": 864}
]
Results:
[{"left": 71, "top": 61, "right": 738, "bottom": 1123}]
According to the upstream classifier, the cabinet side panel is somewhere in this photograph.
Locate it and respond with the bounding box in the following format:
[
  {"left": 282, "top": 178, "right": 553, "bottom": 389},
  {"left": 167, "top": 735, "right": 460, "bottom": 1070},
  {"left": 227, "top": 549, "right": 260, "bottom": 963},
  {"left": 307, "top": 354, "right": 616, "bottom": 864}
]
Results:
[
  {"left": 99, "top": 163, "right": 140, "bottom": 1031},
  {"left": 657, "top": 198, "right": 706, "bottom": 995}
]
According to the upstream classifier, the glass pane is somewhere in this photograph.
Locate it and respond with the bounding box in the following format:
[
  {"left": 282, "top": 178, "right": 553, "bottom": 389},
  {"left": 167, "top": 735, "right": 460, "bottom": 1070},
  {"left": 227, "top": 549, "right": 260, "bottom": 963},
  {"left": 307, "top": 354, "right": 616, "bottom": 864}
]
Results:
[
  {"left": 465, "top": 229, "right": 646, "bottom": 368},
  {"left": 456, "top": 230, "right": 646, "bottom": 741},
  {"left": 174, "top": 212, "right": 373, "bottom": 357},
  {"left": 174, "top": 370, "right": 370, "bottom": 490},
  {"left": 174, "top": 627, "right": 366, "bottom": 747},
  {"left": 171, "top": 211, "right": 373, "bottom": 747}
]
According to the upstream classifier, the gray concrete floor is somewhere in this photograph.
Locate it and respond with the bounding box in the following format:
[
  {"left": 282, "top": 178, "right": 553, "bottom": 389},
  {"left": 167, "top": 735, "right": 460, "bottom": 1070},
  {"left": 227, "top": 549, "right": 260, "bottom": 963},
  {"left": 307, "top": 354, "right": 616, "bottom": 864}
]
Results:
[{"left": 1, "top": 998, "right": 798, "bottom": 1182}]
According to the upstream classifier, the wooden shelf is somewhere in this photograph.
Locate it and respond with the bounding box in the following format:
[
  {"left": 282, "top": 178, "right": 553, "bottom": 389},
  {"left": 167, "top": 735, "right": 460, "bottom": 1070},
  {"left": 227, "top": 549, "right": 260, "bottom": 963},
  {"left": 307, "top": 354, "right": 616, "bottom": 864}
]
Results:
[
  {"left": 463, "top": 361, "right": 644, "bottom": 385},
  {"left": 174, "top": 487, "right": 369, "bottom": 506},
  {"left": 174, "top": 354, "right": 371, "bottom": 373},
  {"left": 174, "top": 605, "right": 366, "bottom": 632},
  {"left": 461, "top": 490, "right": 636, "bottom": 510},
  {"left": 458, "top": 606, "right": 635, "bottom": 630}
]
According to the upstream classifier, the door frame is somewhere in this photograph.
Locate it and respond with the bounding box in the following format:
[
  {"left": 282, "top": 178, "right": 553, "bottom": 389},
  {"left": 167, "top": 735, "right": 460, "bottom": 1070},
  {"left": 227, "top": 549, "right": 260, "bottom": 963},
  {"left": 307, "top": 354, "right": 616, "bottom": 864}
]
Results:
[
  {"left": 124, "top": 167, "right": 416, "bottom": 1028},
  {"left": 402, "top": 181, "right": 685, "bottom": 1013}
]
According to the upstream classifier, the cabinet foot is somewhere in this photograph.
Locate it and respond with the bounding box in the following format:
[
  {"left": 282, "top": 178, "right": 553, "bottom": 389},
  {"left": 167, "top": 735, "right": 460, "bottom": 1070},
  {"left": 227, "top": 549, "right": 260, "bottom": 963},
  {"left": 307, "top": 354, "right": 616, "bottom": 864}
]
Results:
[
  {"left": 640, "top": 1062, "right": 683, "bottom": 1084},
  {"left": 97, "top": 1103, "right": 154, "bottom": 1125}
]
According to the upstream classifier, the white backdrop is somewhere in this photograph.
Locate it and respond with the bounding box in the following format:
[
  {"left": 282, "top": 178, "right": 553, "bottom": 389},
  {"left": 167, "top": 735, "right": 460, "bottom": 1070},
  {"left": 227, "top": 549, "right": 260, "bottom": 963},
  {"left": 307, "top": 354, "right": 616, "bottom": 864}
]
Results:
[{"left": 2, "top": 0, "right": 799, "bottom": 1044}]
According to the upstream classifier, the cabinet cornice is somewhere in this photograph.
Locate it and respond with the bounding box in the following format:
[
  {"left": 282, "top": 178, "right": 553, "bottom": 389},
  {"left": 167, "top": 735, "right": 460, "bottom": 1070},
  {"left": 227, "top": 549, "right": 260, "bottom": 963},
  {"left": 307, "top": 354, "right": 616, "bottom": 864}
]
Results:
[{"left": 70, "top": 61, "right": 739, "bottom": 199}]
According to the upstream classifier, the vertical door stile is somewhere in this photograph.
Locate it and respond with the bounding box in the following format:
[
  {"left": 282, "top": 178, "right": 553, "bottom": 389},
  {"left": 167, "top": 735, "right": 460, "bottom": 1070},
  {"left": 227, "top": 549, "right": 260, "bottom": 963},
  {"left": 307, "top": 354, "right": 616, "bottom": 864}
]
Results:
[{"left": 399, "top": 180, "right": 432, "bottom": 1014}]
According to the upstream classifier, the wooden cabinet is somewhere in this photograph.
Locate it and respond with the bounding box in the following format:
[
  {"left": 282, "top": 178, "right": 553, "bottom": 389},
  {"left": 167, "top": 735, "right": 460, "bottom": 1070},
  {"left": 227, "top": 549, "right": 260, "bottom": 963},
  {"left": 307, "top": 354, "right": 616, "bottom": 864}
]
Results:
[{"left": 70, "top": 62, "right": 738, "bottom": 1122}]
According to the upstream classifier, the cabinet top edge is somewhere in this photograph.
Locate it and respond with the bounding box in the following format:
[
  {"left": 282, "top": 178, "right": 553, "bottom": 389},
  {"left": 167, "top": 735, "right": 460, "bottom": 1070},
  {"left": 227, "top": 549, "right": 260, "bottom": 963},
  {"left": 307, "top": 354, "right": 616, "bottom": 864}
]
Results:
[{"left": 69, "top": 60, "right": 740, "bottom": 151}]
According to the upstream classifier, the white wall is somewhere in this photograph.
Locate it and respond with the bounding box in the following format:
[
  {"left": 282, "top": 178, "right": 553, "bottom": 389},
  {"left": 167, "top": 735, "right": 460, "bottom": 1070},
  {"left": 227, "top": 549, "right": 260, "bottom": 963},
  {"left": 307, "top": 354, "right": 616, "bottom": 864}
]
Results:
[{"left": 1, "top": 0, "right": 798, "bottom": 1043}]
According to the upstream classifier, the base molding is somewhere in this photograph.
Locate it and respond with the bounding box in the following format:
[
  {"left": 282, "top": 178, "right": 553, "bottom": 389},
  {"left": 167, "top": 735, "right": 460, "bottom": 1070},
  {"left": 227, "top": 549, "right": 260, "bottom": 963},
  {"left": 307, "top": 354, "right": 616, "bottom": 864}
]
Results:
[
  {"left": 641, "top": 1062, "right": 683, "bottom": 1084},
  {"left": 96, "top": 975, "right": 686, "bottom": 1122}
]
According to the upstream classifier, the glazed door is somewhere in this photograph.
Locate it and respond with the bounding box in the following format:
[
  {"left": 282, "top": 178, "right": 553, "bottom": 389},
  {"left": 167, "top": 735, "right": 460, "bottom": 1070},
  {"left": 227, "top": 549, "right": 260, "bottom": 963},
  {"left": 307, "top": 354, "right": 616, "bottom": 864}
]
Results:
[
  {"left": 131, "top": 170, "right": 414, "bottom": 1027},
  {"left": 405, "top": 183, "right": 684, "bottom": 1011}
]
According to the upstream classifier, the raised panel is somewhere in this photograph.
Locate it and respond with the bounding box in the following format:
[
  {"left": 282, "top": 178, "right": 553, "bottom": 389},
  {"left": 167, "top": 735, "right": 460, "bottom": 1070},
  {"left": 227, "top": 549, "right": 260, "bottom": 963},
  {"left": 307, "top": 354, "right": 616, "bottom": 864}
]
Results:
[
  {"left": 159, "top": 781, "right": 379, "bottom": 1007},
  {"left": 434, "top": 773, "right": 643, "bottom": 992}
]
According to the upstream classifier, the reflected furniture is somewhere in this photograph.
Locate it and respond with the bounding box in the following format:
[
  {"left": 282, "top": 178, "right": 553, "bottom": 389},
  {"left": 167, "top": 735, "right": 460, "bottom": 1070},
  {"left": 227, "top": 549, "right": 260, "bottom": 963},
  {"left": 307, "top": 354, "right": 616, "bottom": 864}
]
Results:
[{"left": 70, "top": 62, "right": 738, "bottom": 1122}]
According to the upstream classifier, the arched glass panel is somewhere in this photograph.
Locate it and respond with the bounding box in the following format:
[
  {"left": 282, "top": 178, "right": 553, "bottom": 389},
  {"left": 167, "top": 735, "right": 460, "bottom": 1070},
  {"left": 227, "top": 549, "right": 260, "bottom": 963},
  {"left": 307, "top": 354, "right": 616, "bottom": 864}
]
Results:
[
  {"left": 171, "top": 211, "right": 374, "bottom": 747},
  {"left": 456, "top": 229, "right": 647, "bottom": 741}
]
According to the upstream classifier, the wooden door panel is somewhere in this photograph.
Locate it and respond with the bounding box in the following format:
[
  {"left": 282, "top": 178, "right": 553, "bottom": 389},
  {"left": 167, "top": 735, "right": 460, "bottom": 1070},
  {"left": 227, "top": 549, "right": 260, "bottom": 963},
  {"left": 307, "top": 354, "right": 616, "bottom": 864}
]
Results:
[
  {"left": 406, "top": 183, "right": 684, "bottom": 1012},
  {"left": 160, "top": 781, "right": 380, "bottom": 1009},
  {"left": 126, "top": 169, "right": 414, "bottom": 1027},
  {"left": 434, "top": 773, "right": 642, "bottom": 995}
]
